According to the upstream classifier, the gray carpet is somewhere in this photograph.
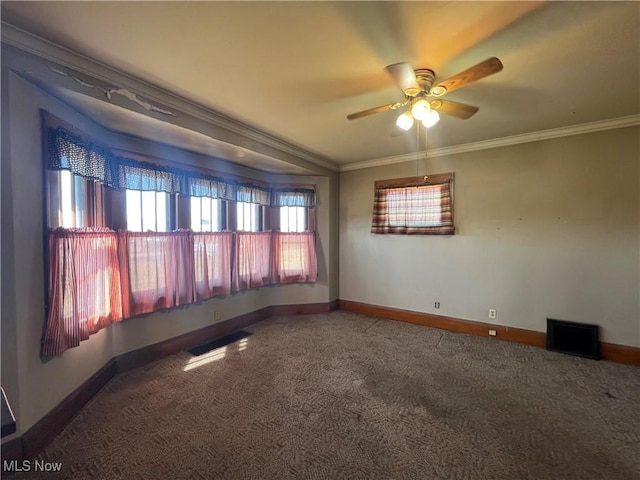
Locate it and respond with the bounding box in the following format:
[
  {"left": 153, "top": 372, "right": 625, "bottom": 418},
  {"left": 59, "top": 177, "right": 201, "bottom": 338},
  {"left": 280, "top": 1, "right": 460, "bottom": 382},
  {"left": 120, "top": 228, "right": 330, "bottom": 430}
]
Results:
[{"left": 8, "top": 311, "right": 640, "bottom": 479}]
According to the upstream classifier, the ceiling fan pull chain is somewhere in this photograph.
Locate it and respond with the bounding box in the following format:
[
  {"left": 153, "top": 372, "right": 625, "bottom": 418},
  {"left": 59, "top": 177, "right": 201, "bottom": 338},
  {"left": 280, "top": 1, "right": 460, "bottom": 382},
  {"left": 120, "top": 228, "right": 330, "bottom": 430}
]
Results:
[
  {"left": 424, "top": 125, "right": 428, "bottom": 181},
  {"left": 415, "top": 123, "right": 420, "bottom": 184}
]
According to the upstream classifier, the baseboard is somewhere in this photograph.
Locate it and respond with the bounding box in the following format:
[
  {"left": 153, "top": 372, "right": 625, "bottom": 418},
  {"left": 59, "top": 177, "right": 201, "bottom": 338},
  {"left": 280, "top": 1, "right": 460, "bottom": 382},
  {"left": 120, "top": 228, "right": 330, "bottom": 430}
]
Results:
[
  {"left": 338, "top": 299, "right": 640, "bottom": 365},
  {"left": 271, "top": 300, "right": 338, "bottom": 316},
  {"left": 20, "top": 360, "right": 118, "bottom": 459},
  {"left": 3, "top": 301, "right": 335, "bottom": 462},
  {"left": 114, "top": 307, "right": 272, "bottom": 373},
  {"left": 601, "top": 342, "right": 640, "bottom": 365}
]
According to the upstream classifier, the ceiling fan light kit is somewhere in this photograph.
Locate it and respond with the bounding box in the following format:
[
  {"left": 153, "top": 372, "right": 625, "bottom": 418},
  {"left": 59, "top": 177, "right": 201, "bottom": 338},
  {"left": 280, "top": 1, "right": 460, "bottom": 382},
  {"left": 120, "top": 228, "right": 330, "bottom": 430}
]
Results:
[
  {"left": 396, "top": 111, "right": 414, "bottom": 131},
  {"left": 396, "top": 97, "right": 440, "bottom": 130},
  {"left": 411, "top": 97, "right": 432, "bottom": 121},
  {"left": 347, "top": 57, "right": 504, "bottom": 130},
  {"left": 421, "top": 110, "right": 440, "bottom": 129}
]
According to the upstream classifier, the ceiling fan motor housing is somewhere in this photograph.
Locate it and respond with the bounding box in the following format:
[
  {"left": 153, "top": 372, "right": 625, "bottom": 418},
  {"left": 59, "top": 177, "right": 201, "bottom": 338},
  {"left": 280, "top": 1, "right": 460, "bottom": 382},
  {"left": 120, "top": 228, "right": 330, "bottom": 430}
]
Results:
[{"left": 414, "top": 69, "right": 436, "bottom": 96}]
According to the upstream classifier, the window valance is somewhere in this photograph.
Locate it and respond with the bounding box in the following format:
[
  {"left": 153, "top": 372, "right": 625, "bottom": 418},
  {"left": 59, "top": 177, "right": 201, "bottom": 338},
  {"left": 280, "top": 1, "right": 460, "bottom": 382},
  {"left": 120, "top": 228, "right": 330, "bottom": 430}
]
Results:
[
  {"left": 48, "top": 126, "right": 314, "bottom": 207},
  {"left": 271, "top": 189, "right": 316, "bottom": 207}
]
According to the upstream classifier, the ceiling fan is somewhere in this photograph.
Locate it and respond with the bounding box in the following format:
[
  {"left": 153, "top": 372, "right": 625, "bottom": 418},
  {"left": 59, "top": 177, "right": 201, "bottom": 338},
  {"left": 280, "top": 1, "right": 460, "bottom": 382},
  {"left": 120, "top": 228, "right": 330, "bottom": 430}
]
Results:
[{"left": 347, "top": 57, "right": 503, "bottom": 130}]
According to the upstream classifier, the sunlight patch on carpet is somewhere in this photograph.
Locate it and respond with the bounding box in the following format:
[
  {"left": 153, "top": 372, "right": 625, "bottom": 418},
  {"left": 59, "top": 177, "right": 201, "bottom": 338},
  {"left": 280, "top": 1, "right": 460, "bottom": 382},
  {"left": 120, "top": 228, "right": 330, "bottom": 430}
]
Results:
[{"left": 183, "top": 346, "right": 227, "bottom": 371}]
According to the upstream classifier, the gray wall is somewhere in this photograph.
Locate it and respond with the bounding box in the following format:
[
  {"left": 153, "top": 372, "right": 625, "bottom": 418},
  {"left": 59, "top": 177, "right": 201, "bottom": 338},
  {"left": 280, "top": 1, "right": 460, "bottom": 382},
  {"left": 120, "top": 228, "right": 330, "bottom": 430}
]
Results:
[
  {"left": 1, "top": 69, "right": 336, "bottom": 438},
  {"left": 340, "top": 127, "right": 640, "bottom": 347}
]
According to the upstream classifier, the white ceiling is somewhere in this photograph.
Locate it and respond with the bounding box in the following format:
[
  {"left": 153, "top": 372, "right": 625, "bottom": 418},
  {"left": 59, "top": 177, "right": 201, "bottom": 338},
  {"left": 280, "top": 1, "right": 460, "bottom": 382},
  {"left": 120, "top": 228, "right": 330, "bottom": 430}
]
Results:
[{"left": 2, "top": 1, "right": 639, "bottom": 170}]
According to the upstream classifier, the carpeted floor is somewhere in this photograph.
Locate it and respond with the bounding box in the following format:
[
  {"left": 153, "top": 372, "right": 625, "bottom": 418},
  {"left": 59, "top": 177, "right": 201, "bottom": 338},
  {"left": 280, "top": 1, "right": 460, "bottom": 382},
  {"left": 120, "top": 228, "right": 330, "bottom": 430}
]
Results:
[{"left": 7, "top": 311, "right": 640, "bottom": 479}]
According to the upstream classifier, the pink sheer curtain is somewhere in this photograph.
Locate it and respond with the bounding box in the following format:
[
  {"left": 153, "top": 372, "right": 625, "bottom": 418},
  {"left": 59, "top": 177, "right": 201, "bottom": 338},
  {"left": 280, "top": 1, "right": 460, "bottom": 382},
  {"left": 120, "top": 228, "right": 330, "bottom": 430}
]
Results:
[
  {"left": 42, "top": 228, "right": 123, "bottom": 357},
  {"left": 232, "top": 232, "right": 273, "bottom": 291},
  {"left": 119, "top": 231, "right": 195, "bottom": 317},
  {"left": 43, "top": 228, "right": 318, "bottom": 357},
  {"left": 193, "top": 232, "right": 232, "bottom": 300},
  {"left": 273, "top": 232, "right": 317, "bottom": 283}
]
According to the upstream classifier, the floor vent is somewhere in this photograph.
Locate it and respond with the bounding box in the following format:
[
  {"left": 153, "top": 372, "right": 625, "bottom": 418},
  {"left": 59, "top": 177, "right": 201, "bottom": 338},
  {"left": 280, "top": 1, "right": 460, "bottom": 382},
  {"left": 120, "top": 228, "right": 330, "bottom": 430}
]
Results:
[
  {"left": 546, "top": 319, "right": 600, "bottom": 360},
  {"left": 188, "top": 330, "right": 252, "bottom": 356}
]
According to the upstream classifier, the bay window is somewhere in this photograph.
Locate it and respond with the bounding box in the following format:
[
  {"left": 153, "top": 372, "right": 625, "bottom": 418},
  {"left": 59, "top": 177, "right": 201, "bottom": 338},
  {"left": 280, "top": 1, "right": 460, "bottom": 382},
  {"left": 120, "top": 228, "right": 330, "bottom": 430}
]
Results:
[{"left": 42, "top": 113, "right": 318, "bottom": 357}]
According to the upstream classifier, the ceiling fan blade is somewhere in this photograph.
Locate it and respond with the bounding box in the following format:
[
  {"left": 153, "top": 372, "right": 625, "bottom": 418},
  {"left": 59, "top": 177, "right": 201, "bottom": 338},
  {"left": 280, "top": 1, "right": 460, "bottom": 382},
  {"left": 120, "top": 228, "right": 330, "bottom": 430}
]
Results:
[
  {"left": 347, "top": 101, "right": 408, "bottom": 120},
  {"left": 430, "top": 99, "right": 479, "bottom": 119},
  {"left": 431, "top": 57, "right": 503, "bottom": 95},
  {"left": 385, "top": 63, "right": 420, "bottom": 96}
]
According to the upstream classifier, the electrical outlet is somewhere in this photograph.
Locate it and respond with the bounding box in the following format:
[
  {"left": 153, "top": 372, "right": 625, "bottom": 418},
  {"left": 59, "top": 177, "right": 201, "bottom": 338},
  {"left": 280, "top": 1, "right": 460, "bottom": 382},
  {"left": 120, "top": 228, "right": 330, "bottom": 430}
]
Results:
[
  {"left": 214, "top": 311, "right": 221, "bottom": 321},
  {"left": 489, "top": 329, "right": 497, "bottom": 337},
  {"left": 488, "top": 308, "right": 497, "bottom": 319},
  {"left": 434, "top": 301, "right": 440, "bottom": 309}
]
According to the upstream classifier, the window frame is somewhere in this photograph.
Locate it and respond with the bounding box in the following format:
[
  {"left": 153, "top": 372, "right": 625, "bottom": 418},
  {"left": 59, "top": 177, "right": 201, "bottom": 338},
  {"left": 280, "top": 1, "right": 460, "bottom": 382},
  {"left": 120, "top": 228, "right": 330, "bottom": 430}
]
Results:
[
  {"left": 278, "top": 205, "right": 309, "bottom": 232},
  {"left": 235, "top": 201, "right": 265, "bottom": 232},
  {"left": 371, "top": 172, "right": 454, "bottom": 235},
  {"left": 125, "top": 189, "right": 176, "bottom": 233},
  {"left": 46, "top": 169, "right": 106, "bottom": 229},
  {"left": 190, "top": 196, "right": 225, "bottom": 232}
]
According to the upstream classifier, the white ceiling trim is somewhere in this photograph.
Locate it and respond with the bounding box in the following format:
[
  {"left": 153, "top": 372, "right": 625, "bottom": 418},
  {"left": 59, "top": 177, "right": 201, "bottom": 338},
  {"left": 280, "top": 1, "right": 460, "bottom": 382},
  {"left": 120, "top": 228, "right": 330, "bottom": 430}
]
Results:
[
  {"left": 340, "top": 115, "right": 640, "bottom": 172},
  {"left": 1, "top": 22, "right": 340, "bottom": 173}
]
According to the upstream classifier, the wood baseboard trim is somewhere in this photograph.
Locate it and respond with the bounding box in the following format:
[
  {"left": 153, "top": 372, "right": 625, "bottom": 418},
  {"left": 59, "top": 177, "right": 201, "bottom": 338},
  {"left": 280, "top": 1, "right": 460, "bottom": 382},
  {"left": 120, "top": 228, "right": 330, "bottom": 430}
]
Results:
[
  {"left": 339, "top": 299, "right": 546, "bottom": 348},
  {"left": 21, "top": 359, "right": 117, "bottom": 459},
  {"left": 338, "top": 299, "right": 640, "bottom": 364},
  {"left": 271, "top": 300, "right": 338, "bottom": 316},
  {"left": 9, "top": 301, "right": 334, "bottom": 462},
  {"left": 601, "top": 342, "right": 640, "bottom": 365},
  {"left": 114, "top": 306, "right": 272, "bottom": 373}
]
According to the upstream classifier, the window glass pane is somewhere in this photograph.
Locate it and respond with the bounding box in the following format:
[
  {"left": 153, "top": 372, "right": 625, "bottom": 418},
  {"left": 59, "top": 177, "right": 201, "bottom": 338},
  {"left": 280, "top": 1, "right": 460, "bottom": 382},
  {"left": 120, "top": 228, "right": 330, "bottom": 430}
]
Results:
[
  {"left": 126, "top": 190, "right": 168, "bottom": 232},
  {"left": 60, "top": 170, "right": 75, "bottom": 228},
  {"left": 201, "top": 196, "right": 211, "bottom": 232},
  {"left": 281, "top": 206, "right": 289, "bottom": 232},
  {"left": 191, "top": 197, "right": 202, "bottom": 232},
  {"left": 155, "top": 192, "right": 168, "bottom": 232},
  {"left": 210, "top": 199, "right": 220, "bottom": 232},
  {"left": 191, "top": 197, "right": 221, "bottom": 232},
  {"left": 56, "top": 170, "right": 87, "bottom": 228},
  {"left": 141, "top": 191, "right": 157, "bottom": 232},
  {"left": 280, "top": 206, "right": 306, "bottom": 232},
  {"left": 126, "top": 190, "right": 142, "bottom": 232},
  {"left": 237, "top": 202, "right": 260, "bottom": 232},
  {"left": 73, "top": 175, "right": 86, "bottom": 228}
]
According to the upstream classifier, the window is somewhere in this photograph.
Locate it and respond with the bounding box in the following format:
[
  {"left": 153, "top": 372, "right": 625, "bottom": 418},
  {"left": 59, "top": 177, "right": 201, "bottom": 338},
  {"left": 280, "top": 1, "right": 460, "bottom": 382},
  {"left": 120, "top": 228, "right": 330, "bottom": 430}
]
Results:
[
  {"left": 191, "top": 197, "right": 223, "bottom": 232},
  {"left": 274, "top": 191, "right": 313, "bottom": 232},
  {"left": 387, "top": 186, "right": 442, "bottom": 227},
  {"left": 274, "top": 232, "right": 317, "bottom": 282},
  {"left": 59, "top": 170, "right": 85, "bottom": 228},
  {"left": 47, "top": 170, "right": 104, "bottom": 229},
  {"left": 237, "top": 202, "right": 261, "bottom": 232},
  {"left": 371, "top": 173, "right": 454, "bottom": 235},
  {"left": 126, "top": 190, "right": 169, "bottom": 232},
  {"left": 280, "top": 206, "right": 307, "bottom": 232},
  {"left": 43, "top": 119, "right": 318, "bottom": 357}
]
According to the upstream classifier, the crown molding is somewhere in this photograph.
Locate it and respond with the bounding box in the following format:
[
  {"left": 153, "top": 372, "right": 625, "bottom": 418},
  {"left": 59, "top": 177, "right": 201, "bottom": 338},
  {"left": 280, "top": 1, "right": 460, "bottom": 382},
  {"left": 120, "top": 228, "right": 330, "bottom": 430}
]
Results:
[
  {"left": 4, "top": 23, "right": 636, "bottom": 176},
  {"left": 339, "top": 115, "right": 640, "bottom": 172},
  {"left": 1, "top": 22, "right": 339, "bottom": 173}
]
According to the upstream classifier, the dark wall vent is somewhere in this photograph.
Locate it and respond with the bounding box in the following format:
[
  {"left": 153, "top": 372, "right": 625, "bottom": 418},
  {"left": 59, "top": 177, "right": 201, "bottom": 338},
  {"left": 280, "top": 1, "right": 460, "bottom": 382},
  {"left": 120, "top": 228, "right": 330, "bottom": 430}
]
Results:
[{"left": 547, "top": 318, "right": 600, "bottom": 360}]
